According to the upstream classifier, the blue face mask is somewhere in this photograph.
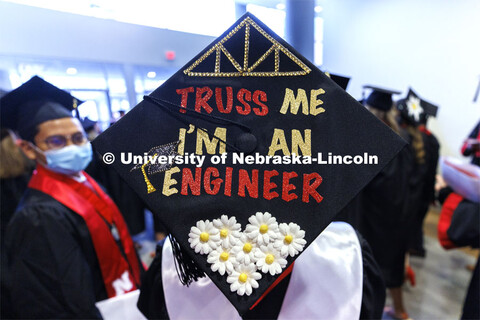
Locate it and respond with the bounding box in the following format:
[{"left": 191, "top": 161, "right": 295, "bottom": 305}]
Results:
[{"left": 43, "top": 142, "right": 93, "bottom": 175}]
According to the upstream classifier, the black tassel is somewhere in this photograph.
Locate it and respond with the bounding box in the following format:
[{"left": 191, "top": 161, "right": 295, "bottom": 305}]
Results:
[{"left": 168, "top": 234, "right": 205, "bottom": 286}]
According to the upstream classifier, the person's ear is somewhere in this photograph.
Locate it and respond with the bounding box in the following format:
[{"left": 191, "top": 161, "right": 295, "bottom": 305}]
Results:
[{"left": 18, "top": 140, "right": 37, "bottom": 161}]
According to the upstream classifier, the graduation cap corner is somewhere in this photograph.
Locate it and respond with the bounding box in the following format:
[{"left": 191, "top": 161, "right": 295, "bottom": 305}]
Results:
[{"left": 362, "top": 85, "right": 402, "bottom": 111}]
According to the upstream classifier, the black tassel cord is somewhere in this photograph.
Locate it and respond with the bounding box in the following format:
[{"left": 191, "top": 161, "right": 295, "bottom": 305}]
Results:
[{"left": 168, "top": 234, "right": 205, "bottom": 286}]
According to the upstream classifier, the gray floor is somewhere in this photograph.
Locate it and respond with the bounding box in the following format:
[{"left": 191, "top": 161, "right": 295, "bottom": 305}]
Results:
[{"left": 383, "top": 236, "right": 477, "bottom": 320}]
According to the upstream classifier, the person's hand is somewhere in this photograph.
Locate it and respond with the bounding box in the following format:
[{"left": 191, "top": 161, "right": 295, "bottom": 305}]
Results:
[
  {"left": 155, "top": 232, "right": 167, "bottom": 242},
  {"left": 435, "top": 174, "right": 447, "bottom": 192}
]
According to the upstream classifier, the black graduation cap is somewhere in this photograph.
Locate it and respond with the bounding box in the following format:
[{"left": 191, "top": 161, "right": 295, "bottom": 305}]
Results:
[
  {"left": 81, "top": 117, "right": 97, "bottom": 132},
  {"left": 0, "top": 76, "right": 82, "bottom": 142},
  {"left": 397, "top": 88, "right": 439, "bottom": 125},
  {"left": 420, "top": 99, "right": 438, "bottom": 117},
  {"left": 92, "top": 13, "right": 406, "bottom": 316},
  {"left": 326, "top": 73, "right": 350, "bottom": 91},
  {"left": 363, "top": 85, "right": 401, "bottom": 111}
]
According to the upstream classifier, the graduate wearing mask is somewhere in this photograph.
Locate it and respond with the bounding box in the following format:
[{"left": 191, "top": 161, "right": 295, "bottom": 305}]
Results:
[
  {"left": 360, "top": 86, "right": 414, "bottom": 320},
  {"left": 0, "top": 76, "right": 143, "bottom": 319},
  {"left": 92, "top": 14, "right": 409, "bottom": 319}
]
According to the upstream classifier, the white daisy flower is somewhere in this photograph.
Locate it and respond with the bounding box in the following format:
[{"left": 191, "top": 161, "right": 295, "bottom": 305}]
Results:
[
  {"left": 227, "top": 263, "right": 262, "bottom": 296},
  {"left": 245, "top": 212, "right": 279, "bottom": 245},
  {"left": 207, "top": 246, "right": 237, "bottom": 275},
  {"left": 212, "top": 215, "right": 242, "bottom": 248},
  {"left": 188, "top": 220, "right": 220, "bottom": 255},
  {"left": 255, "top": 244, "right": 287, "bottom": 275},
  {"left": 231, "top": 233, "right": 258, "bottom": 265},
  {"left": 407, "top": 95, "right": 423, "bottom": 122},
  {"left": 274, "top": 222, "right": 307, "bottom": 257}
]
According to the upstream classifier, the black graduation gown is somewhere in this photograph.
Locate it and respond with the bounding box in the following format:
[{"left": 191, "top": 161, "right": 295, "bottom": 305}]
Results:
[
  {"left": 462, "top": 258, "right": 480, "bottom": 320},
  {"left": 86, "top": 154, "right": 147, "bottom": 235},
  {"left": 1, "top": 173, "right": 32, "bottom": 319},
  {"left": 448, "top": 199, "right": 480, "bottom": 320},
  {"left": 407, "top": 130, "right": 440, "bottom": 254},
  {"left": 447, "top": 199, "right": 480, "bottom": 249},
  {"left": 5, "top": 188, "right": 107, "bottom": 319},
  {"left": 137, "top": 230, "right": 386, "bottom": 320},
  {"left": 335, "top": 193, "right": 363, "bottom": 230},
  {"left": 1, "top": 173, "right": 31, "bottom": 243},
  {"left": 423, "top": 132, "right": 440, "bottom": 208},
  {"left": 359, "top": 144, "right": 414, "bottom": 288}
]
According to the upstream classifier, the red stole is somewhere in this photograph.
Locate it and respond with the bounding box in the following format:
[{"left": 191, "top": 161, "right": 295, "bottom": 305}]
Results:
[
  {"left": 28, "top": 165, "right": 142, "bottom": 298},
  {"left": 438, "top": 192, "right": 464, "bottom": 249},
  {"left": 418, "top": 125, "right": 431, "bottom": 136}
]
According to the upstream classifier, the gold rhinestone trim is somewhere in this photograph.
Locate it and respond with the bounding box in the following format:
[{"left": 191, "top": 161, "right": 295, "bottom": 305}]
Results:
[
  {"left": 183, "top": 17, "right": 311, "bottom": 77},
  {"left": 243, "top": 23, "right": 250, "bottom": 71}
]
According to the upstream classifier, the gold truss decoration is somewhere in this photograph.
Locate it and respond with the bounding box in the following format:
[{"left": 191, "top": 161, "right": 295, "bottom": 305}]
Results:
[{"left": 183, "top": 17, "right": 311, "bottom": 77}]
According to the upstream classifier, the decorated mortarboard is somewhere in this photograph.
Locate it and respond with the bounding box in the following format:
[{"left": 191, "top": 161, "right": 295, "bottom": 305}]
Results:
[
  {"left": 396, "top": 88, "right": 439, "bottom": 125},
  {"left": 92, "top": 13, "right": 406, "bottom": 316},
  {"left": 326, "top": 72, "right": 350, "bottom": 91},
  {"left": 0, "top": 76, "right": 83, "bottom": 142},
  {"left": 363, "top": 85, "right": 401, "bottom": 111},
  {"left": 396, "top": 88, "right": 423, "bottom": 125}
]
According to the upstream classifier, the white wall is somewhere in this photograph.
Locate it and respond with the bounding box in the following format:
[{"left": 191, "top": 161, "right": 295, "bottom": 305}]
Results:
[
  {"left": 0, "top": 1, "right": 215, "bottom": 68},
  {"left": 1, "top": 1, "right": 479, "bottom": 159},
  {"left": 322, "top": 0, "right": 480, "bottom": 160}
]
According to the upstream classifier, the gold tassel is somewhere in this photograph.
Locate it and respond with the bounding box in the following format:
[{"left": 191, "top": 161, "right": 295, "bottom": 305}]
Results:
[{"left": 142, "top": 153, "right": 158, "bottom": 194}]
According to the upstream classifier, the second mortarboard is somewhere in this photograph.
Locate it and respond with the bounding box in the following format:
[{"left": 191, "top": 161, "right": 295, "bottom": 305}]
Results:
[
  {"left": 397, "top": 88, "right": 439, "bottom": 125},
  {"left": 0, "top": 76, "right": 83, "bottom": 142},
  {"left": 92, "top": 13, "right": 406, "bottom": 316},
  {"left": 81, "top": 117, "right": 98, "bottom": 132},
  {"left": 326, "top": 72, "right": 350, "bottom": 91},
  {"left": 363, "top": 85, "right": 401, "bottom": 111}
]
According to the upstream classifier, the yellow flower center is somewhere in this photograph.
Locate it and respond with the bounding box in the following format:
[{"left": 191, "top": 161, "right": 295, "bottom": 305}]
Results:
[
  {"left": 200, "top": 232, "right": 209, "bottom": 243},
  {"left": 243, "top": 243, "right": 252, "bottom": 253},
  {"left": 265, "top": 254, "right": 275, "bottom": 265},
  {"left": 284, "top": 235, "right": 293, "bottom": 244},
  {"left": 259, "top": 224, "right": 268, "bottom": 234},
  {"left": 412, "top": 103, "right": 417, "bottom": 110},
  {"left": 220, "top": 228, "right": 228, "bottom": 238},
  {"left": 239, "top": 273, "right": 248, "bottom": 283},
  {"left": 220, "top": 251, "right": 229, "bottom": 261}
]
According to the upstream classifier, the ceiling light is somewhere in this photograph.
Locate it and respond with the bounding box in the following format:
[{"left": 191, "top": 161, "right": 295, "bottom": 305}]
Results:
[
  {"left": 147, "top": 71, "right": 156, "bottom": 78},
  {"left": 66, "top": 67, "right": 77, "bottom": 75},
  {"left": 276, "top": 3, "right": 285, "bottom": 10}
]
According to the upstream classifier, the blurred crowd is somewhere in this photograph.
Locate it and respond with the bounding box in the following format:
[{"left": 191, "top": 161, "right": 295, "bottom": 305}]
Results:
[{"left": 0, "top": 73, "right": 478, "bottom": 320}]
